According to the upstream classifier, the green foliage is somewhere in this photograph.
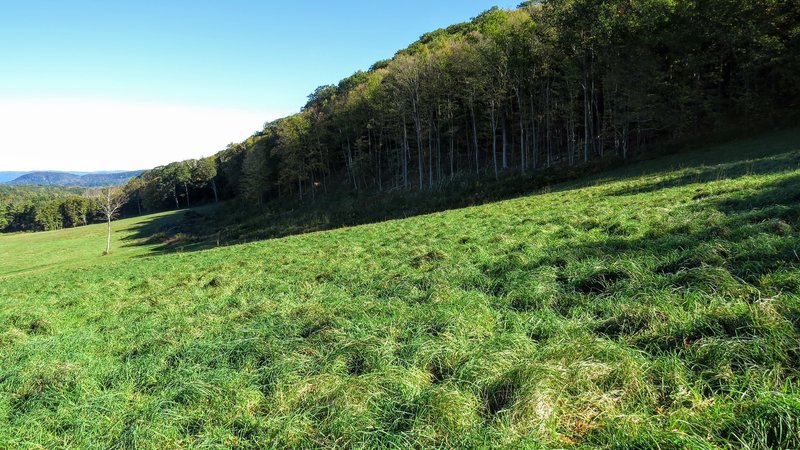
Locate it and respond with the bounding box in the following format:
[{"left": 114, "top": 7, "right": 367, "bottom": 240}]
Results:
[
  {"left": 0, "top": 130, "right": 798, "bottom": 447},
  {"left": 240, "top": 135, "right": 274, "bottom": 205},
  {"left": 0, "top": 185, "right": 87, "bottom": 232},
  {"left": 59, "top": 196, "right": 91, "bottom": 228},
  {"left": 193, "top": 157, "right": 217, "bottom": 186},
  {"left": 119, "top": 0, "right": 800, "bottom": 220},
  {"left": 32, "top": 200, "right": 63, "bottom": 231}
]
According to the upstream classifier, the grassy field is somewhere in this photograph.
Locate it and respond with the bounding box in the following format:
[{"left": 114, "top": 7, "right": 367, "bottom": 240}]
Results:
[
  {"left": 0, "top": 210, "right": 192, "bottom": 279},
  {"left": 1, "top": 130, "right": 799, "bottom": 448}
]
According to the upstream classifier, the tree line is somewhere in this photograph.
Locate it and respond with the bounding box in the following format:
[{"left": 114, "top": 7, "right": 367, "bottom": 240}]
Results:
[
  {"left": 0, "top": 186, "right": 93, "bottom": 232},
  {"left": 124, "top": 0, "right": 799, "bottom": 213},
  {"left": 0, "top": 160, "right": 218, "bottom": 233}
]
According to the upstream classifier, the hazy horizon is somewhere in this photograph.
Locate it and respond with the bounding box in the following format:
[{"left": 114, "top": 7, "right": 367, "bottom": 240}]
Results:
[{"left": 0, "top": 169, "right": 143, "bottom": 175}]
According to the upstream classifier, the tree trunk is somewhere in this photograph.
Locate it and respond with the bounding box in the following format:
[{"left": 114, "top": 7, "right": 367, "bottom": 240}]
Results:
[
  {"left": 211, "top": 180, "right": 219, "bottom": 203},
  {"left": 105, "top": 217, "right": 111, "bottom": 255},
  {"left": 569, "top": 109, "right": 575, "bottom": 166},
  {"left": 367, "top": 129, "right": 373, "bottom": 188},
  {"left": 622, "top": 122, "right": 629, "bottom": 160},
  {"left": 449, "top": 125, "right": 455, "bottom": 178},
  {"left": 434, "top": 106, "right": 441, "bottom": 182},
  {"left": 470, "top": 103, "right": 479, "bottom": 175},
  {"left": 377, "top": 132, "right": 383, "bottom": 192},
  {"left": 428, "top": 112, "right": 434, "bottom": 188},
  {"left": 546, "top": 81, "right": 552, "bottom": 168},
  {"left": 530, "top": 91, "right": 537, "bottom": 170},
  {"left": 311, "top": 172, "right": 316, "bottom": 201},
  {"left": 491, "top": 106, "right": 499, "bottom": 180},
  {"left": 413, "top": 98, "right": 424, "bottom": 191},
  {"left": 501, "top": 112, "right": 508, "bottom": 170},
  {"left": 583, "top": 72, "right": 590, "bottom": 164},
  {"left": 449, "top": 105, "right": 455, "bottom": 178},
  {"left": 517, "top": 90, "right": 526, "bottom": 174},
  {"left": 184, "top": 182, "right": 190, "bottom": 208},
  {"left": 347, "top": 138, "right": 357, "bottom": 191},
  {"left": 402, "top": 120, "right": 409, "bottom": 189}
]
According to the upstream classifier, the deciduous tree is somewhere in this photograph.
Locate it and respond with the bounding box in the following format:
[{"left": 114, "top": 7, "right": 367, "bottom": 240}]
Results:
[{"left": 87, "top": 186, "right": 128, "bottom": 255}]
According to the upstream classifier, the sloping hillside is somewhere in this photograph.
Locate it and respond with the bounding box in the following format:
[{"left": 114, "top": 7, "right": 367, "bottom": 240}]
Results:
[
  {"left": 0, "top": 209, "right": 189, "bottom": 278},
  {"left": 7, "top": 170, "right": 142, "bottom": 187},
  {"left": 7, "top": 171, "right": 83, "bottom": 185},
  {"left": 0, "top": 130, "right": 798, "bottom": 448}
]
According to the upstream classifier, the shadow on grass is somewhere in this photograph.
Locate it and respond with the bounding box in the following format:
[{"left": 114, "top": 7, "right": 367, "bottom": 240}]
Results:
[
  {"left": 119, "top": 208, "right": 210, "bottom": 252},
  {"left": 488, "top": 171, "right": 800, "bottom": 313},
  {"left": 588, "top": 127, "right": 800, "bottom": 185},
  {"left": 605, "top": 149, "right": 800, "bottom": 197},
  {"left": 123, "top": 129, "right": 800, "bottom": 257},
  {"left": 122, "top": 163, "right": 622, "bottom": 256},
  {"left": 123, "top": 211, "right": 190, "bottom": 240}
]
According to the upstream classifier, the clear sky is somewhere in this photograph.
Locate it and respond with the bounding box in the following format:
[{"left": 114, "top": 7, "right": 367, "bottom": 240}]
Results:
[{"left": 0, "top": 0, "right": 519, "bottom": 171}]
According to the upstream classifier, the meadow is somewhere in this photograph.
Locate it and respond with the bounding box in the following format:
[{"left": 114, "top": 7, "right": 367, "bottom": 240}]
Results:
[
  {"left": 0, "top": 210, "right": 187, "bottom": 279},
  {"left": 0, "top": 129, "right": 799, "bottom": 448}
]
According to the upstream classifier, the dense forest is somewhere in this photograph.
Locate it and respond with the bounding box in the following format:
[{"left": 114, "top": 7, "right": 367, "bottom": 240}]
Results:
[
  {"left": 3, "top": 0, "right": 799, "bottom": 231},
  {"left": 122, "top": 0, "right": 799, "bottom": 214},
  {"left": 0, "top": 186, "right": 90, "bottom": 232}
]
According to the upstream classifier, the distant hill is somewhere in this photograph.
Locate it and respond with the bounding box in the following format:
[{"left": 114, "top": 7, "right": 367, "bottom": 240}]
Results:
[
  {"left": 77, "top": 171, "right": 144, "bottom": 186},
  {"left": 8, "top": 172, "right": 83, "bottom": 185},
  {"left": 0, "top": 172, "right": 31, "bottom": 183},
  {"left": 7, "top": 170, "right": 143, "bottom": 187}
]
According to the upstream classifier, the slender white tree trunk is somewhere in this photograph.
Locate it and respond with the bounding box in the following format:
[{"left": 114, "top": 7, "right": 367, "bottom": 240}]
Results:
[{"left": 106, "top": 217, "right": 111, "bottom": 255}]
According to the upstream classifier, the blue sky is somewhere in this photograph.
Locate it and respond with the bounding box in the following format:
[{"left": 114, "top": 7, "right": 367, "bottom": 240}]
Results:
[{"left": 0, "top": 1, "right": 520, "bottom": 171}]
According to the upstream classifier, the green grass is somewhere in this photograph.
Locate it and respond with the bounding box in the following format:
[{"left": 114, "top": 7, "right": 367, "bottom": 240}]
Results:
[
  {"left": 1, "top": 129, "right": 799, "bottom": 448},
  {"left": 0, "top": 210, "right": 190, "bottom": 279}
]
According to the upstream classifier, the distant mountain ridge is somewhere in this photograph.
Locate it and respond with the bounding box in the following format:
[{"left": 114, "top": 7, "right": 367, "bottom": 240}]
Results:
[
  {"left": 5, "top": 171, "right": 143, "bottom": 187},
  {"left": 0, "top": 172, "right": 30, "bottom": 183}
]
